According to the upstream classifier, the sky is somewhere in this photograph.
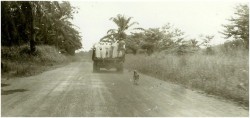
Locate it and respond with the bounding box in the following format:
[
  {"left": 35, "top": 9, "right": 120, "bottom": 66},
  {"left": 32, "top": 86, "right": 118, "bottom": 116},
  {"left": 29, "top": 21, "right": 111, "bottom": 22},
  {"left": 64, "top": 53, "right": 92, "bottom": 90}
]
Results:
[{"left": 70, "top": 0, "right": 248, "bottom": 51}]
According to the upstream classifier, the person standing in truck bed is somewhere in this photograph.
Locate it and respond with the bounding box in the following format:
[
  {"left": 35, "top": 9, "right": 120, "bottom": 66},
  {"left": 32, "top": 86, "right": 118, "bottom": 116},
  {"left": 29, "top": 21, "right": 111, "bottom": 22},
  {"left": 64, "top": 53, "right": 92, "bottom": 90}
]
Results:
[
  {"left": 112, "top": 41, "right": 118, "bottom": 58},
  {"left": 118, "top": 39, "right": 126, "bottom": 57}
]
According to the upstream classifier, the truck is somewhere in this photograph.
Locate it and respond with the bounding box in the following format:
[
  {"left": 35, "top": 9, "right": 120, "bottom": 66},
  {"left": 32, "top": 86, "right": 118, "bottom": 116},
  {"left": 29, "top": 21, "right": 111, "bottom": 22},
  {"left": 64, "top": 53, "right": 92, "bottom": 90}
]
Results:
[{"left": 92, "top": 40, "right": 126, "bottom": 72}]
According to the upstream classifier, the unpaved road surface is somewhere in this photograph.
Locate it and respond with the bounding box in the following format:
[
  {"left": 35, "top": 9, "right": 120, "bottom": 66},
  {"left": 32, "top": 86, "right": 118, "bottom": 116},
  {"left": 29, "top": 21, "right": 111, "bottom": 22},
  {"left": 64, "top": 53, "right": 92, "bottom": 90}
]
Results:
[{"left": 1, "top": 61, "right": 248, "bottom": 117}]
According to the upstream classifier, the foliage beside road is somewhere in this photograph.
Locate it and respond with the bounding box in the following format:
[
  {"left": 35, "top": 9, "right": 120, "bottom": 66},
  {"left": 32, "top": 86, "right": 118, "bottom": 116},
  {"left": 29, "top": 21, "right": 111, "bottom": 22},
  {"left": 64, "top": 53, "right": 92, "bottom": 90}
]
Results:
[
  {"left": 1, "top": 1, "right": 83, "bottom": 78},
  {"left": 1, "top": 45, "right": 70, "bottom": 78},
  {"left": 125, "top": 46, "right": 249, "bottom": 107},
  {"left": 1, "top": 1, "right": 82, "bottom": 55},
  {"left": 124, "top": 4, "right": 249, "bottom": 107},
  {"left": 124, "top": 4, "right": 248, "bottom": 55}
]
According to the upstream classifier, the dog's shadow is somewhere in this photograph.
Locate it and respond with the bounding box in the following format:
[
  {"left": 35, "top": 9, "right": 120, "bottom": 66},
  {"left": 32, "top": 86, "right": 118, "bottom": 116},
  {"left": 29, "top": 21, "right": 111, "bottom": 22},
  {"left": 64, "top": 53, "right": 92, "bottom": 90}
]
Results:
[
  {"left": 1, "top": 83, "right": 10, "bottom": 87},
  {"left": 2, "top": 89, "right": 28, "bottom": 95}
]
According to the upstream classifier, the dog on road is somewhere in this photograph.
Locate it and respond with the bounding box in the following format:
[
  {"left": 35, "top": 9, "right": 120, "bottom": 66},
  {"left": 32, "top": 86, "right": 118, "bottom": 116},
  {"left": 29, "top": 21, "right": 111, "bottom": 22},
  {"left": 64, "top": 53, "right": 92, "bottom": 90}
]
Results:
[{"left": 133, "top": 70, "right": 140, "bottom": 85}]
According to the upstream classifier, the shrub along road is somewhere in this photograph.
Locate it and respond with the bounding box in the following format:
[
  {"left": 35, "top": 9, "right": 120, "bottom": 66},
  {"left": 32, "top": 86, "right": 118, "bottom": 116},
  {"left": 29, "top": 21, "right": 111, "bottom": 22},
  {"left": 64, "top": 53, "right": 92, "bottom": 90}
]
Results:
[{"left": 1, "top": 61, "right": 248, "bottom": 117}]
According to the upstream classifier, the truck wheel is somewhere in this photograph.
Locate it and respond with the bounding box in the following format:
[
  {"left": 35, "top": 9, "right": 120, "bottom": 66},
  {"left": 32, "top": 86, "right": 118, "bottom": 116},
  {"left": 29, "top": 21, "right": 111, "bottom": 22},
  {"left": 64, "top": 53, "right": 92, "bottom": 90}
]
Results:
[
  {"left": 93, "top": 61, "right": 100, "bottom": 72},
  {"left": 119, "top": 67, "right": 124, "bottom": 73},
  {"left": 117, "top": 63, "right": 124, "bottom": 73}
]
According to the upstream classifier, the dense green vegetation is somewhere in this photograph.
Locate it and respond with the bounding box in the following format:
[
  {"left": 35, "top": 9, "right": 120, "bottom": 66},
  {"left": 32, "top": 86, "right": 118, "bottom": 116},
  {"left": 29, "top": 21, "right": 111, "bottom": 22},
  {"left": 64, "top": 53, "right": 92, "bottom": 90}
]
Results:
[
  {"left": 123, "top": 4, "right": 249, "bottom": 107},
  {"left": 125, "top": 47, "right": 248, "bottom": 107},
  {"left": 122, "top": 4, "right": 249, "bottom": 55},
  {"left": 1, "top": 1, "right": 82, "bottom": 55},
  {"left": 1, "top": 45, "right": 69, "bottom": 77},
  {"left": 1, "top": 1, "right": 82, "bottom": 77},
  {"left": 221, "top": 4, "right": 249, "bottom": 49}
]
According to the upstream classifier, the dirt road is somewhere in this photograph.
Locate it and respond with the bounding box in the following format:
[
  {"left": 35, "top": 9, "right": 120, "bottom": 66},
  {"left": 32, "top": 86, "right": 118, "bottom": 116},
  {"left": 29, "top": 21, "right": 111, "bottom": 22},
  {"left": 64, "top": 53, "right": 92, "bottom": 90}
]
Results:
[{"left": 1, "top": 61, "right": 248, "bottom": 117}]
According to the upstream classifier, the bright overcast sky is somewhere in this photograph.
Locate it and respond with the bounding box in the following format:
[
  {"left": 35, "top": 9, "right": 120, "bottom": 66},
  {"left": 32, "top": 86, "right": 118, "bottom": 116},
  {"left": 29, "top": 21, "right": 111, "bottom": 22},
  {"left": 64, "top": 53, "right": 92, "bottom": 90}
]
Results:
[{"left": 70, "top": 0, "right": 248, "bottom": 51}]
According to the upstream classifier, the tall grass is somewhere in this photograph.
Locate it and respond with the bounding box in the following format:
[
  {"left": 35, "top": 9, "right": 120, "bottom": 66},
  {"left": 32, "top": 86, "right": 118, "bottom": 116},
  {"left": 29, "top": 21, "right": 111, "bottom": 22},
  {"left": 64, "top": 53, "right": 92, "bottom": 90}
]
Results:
[
  {"left": 1, "top": 45, "right": 69, "bottom": 77},
  {"left": 125, "top": 48, "right": 249, "bottom": 107}
]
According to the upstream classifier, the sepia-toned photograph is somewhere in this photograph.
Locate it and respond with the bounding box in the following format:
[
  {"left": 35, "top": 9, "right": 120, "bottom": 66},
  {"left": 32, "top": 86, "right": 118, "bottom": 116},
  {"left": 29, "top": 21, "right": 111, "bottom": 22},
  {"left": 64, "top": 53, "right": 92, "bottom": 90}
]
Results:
[{"left": 1, "top": 0, "right": 249, "bottom": 117}]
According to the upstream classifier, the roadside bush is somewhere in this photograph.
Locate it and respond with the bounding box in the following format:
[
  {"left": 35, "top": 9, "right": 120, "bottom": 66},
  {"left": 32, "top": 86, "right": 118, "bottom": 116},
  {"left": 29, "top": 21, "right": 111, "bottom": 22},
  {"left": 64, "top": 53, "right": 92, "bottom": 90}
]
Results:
[
  {"left": 1, "top": 45, "right": 69, "bottom": 77},
  {"left": 125, "top": 49, "right": 249, "bottom": 107},
  {"left": 204, "top": 47, "right": 215, "bottom": 55}
]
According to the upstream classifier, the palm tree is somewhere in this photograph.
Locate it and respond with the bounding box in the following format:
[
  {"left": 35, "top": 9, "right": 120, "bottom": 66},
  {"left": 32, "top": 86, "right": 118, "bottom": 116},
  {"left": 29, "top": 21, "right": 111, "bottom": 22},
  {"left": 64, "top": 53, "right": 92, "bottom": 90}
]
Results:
[{"left": 101, "top": 14, "right": 141, "bottom": 41}]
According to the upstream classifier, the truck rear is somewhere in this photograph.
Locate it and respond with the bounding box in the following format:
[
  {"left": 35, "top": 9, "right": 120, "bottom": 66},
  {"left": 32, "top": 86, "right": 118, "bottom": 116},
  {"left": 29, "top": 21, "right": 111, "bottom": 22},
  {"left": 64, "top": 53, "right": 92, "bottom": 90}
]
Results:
[{"left": 92, "top": 40, "right": 125, "bottom": 72}]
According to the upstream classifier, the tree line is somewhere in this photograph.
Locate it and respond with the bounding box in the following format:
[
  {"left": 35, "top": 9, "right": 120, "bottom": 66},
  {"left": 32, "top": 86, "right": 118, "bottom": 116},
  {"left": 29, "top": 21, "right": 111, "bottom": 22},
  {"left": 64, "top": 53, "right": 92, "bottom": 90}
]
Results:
[
  {"left": 1, "top": 1, "right": 82, "bottom": 55},
  {"left": 101, "top": 4, "right": 248, "bottom": 55}
]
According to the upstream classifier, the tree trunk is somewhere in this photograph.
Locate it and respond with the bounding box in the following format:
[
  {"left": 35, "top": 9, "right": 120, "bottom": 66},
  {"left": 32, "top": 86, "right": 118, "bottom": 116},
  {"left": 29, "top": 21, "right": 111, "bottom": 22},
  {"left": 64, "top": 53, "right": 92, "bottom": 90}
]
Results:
[
  {"left": 22, "top": 2, "right": 36, "bottom": 53},
  {"left": 29, "top": 3, "right": 36, "bottom": 53}
]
